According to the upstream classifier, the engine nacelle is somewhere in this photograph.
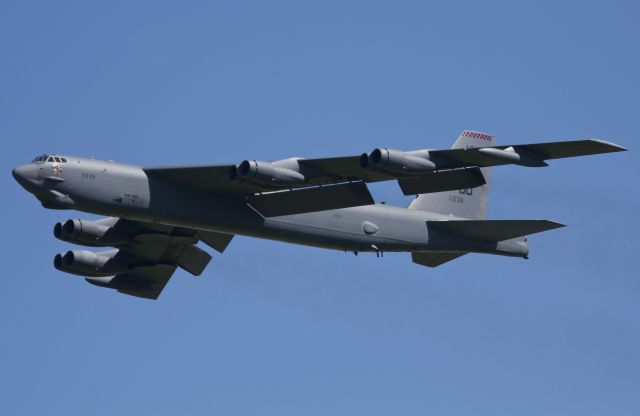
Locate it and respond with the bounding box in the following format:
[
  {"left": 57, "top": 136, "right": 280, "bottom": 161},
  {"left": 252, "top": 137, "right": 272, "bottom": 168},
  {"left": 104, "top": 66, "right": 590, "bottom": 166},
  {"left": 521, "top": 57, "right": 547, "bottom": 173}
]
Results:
[
  {"left": 54, "top": 218, "right": 127, "bottom": 246},
  {"left": 360, "top": 148, "right": 436, "bottom": 175},
  {"left": 53, "top": 249, "right": 128, "bottom": 277},
  {"left": 229, "top": 160, "right": 305, "bottom": 187}
]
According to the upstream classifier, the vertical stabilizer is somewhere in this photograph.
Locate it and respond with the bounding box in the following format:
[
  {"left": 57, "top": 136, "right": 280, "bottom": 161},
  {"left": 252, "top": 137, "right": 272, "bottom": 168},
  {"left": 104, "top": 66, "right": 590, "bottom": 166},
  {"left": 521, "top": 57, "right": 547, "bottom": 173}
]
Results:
[{"left": 408, "top": 130, "right": 495, "bottom": 219}]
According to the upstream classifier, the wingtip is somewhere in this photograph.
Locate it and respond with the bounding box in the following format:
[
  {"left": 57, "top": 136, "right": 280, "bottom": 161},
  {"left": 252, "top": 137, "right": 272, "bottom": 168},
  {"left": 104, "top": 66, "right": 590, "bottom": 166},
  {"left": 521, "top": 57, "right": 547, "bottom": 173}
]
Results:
[
  {"left": 546, "top": 220, "right": 567, "bottom": 229},
  {"left": 591, "top": 139, "right": 628, "bottom": 152}
]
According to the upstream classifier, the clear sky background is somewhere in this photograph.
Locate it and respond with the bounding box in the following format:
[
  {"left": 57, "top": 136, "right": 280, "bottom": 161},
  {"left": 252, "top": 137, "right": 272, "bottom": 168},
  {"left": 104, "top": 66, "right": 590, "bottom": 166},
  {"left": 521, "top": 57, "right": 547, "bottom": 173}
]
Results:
[{"left": 1, "top": 1, "right": 638, "bottom": 414}]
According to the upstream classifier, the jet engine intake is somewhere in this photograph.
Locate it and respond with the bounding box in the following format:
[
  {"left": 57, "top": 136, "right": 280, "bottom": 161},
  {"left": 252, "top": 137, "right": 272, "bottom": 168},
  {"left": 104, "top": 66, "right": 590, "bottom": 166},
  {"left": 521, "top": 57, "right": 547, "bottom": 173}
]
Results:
[
  {"left": 54, "top": 218, "right": 127, "bottom": 246},
  {"left": 229, "top": 160, "right": 305, "bottom": 187},
  {"left": 53, "top": 249, "right": 128, "bottom": 277},
  {"left": 360, "top": 148, "right": 436, "bottom": 175}
]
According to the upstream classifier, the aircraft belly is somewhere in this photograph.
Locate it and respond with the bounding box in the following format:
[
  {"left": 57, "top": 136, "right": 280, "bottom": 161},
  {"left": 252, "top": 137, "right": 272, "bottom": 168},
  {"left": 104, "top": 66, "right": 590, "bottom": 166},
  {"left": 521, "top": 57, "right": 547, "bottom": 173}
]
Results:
[
  {"left": 125, "top": 200, "right": 432, "bottom": 252},
  {"left": 66, "top": 169, "right": 432, "bottom": 253},
  {"left": 61, "top": 166, "right": 434, "bottom": 253},
  {"left": 258, "top": 205, "right": 431, "bottom": 252}
]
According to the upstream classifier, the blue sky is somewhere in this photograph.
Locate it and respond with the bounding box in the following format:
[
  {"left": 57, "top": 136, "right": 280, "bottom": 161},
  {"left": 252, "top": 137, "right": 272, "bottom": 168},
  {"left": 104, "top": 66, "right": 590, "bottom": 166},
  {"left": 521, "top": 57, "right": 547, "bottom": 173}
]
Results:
[{"left": 1, "top": 1, "right": 638, "bottom": 414}]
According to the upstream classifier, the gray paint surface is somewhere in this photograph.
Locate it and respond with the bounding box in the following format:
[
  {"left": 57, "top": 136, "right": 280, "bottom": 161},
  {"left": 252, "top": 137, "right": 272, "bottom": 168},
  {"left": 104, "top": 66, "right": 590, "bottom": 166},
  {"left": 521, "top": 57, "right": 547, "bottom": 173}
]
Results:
[{"left": 12, "top": 132, "right": 627, "bottom": 299}]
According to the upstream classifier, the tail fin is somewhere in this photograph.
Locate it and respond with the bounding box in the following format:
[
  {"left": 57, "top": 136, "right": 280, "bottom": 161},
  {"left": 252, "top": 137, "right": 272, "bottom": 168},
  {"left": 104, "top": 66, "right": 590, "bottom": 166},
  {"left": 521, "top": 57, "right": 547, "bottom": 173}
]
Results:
[{"left": 408, "top": 130, "right": 495, "bottom": 219}]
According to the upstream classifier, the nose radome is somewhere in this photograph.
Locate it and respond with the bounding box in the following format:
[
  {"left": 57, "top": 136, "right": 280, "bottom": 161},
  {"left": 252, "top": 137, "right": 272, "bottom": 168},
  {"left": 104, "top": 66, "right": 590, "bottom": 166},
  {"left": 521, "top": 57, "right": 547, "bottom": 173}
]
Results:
[{"left": 12, "top": 164, "right": 37, "bottom": 187}]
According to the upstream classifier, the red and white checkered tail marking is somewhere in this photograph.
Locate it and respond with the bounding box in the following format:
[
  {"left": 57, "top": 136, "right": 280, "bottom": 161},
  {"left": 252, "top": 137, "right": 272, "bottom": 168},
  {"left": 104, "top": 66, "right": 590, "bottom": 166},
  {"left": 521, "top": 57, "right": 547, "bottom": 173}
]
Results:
[
  {"left": 454, "top": 130, "right": 496, "bottom": 149},
  {"left": 407, "top": 130, "right": 496, "bottom": 219}
]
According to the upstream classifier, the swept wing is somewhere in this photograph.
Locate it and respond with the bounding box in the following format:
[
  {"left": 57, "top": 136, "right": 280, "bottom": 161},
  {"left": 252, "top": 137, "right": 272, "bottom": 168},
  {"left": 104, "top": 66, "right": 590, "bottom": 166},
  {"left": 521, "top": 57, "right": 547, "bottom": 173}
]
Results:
[{"left": 143, "top": 139, "right": 625, "bottom": 206}]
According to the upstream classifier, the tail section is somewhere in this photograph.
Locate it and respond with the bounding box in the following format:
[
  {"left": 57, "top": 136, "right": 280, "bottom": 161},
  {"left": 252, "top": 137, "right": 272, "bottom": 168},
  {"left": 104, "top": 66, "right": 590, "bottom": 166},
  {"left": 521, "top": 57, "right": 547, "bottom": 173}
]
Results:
[
  {"left": 406, "top": 130, "right": 578, "bottom": 268},
  {"left": 411, "top": 220, "right": 565, "bottom": 268},
  {"left": 408, "top": 130, "right": 495, "bottom": 219}
]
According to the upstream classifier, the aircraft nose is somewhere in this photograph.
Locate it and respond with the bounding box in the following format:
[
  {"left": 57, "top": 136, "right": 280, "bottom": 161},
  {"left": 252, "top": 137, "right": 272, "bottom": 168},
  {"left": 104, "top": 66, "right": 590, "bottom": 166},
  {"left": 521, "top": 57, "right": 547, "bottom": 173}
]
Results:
[{"left": 12, "top": 164, "right": 37, "bottom": 188}]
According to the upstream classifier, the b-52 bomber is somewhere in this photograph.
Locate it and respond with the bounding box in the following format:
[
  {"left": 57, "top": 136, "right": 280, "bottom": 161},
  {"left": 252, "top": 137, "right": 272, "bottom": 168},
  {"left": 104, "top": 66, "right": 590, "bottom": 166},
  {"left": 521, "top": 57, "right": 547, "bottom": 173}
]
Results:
[{"left": 12, "top": 131, "right": 626, "bottom": 299}]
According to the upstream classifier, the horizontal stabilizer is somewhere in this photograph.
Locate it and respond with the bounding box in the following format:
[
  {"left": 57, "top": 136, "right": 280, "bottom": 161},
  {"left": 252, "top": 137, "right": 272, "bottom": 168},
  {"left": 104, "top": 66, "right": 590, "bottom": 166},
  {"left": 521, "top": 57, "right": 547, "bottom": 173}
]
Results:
[
  {"left": 412, "top": 251, "right": 468, "bottom": 267},
  {"left": 247, "top": 182, "right": 374, "bottom": 217},
  {"left": 398, "top": 167, "right": 486, "bottom": 195},
  {"left": 428, "top": 219, "right": 565, "bottom": 242}
]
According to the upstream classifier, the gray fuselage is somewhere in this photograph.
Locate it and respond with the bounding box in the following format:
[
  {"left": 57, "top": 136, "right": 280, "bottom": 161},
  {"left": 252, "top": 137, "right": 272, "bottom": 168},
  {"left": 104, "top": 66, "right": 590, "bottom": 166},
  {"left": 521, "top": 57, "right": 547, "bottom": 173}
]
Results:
[{"left": 12, "top": 155, "right": 522, "bottom": 257}]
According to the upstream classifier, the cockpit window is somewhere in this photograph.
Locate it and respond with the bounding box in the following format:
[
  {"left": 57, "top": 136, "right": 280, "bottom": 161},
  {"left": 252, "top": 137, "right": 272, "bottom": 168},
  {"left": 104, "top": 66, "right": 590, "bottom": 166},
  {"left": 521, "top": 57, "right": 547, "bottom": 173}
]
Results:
[{"left": 32, "top": 154, "right": 67, "bottom": 163}]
